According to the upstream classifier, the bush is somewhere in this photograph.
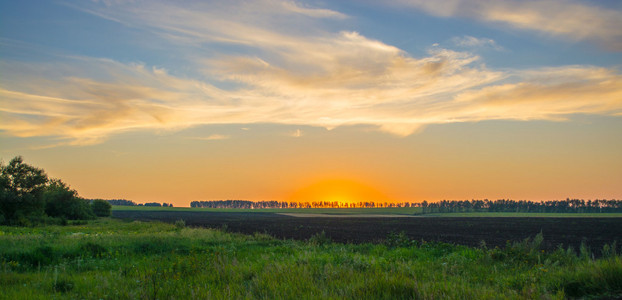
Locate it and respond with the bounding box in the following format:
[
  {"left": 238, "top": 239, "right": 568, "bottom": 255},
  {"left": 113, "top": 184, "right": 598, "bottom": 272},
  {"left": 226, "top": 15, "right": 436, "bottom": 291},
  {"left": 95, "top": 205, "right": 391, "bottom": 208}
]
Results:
[
  {"left": 175, "top": 219, "right": 186, "bottom": 230},
  {"left": 308, "top": 231, "right": 332, "bottom": 246},
  {"left": 91, "top": 199, "right": 112, "bottom": 217},
  {"left": 44, "top": 179, "right": 95, "bottom": 220},
  {"left": 385, "top": 231, "right": 416, "bottom": 248},
  {"left": 489, "top": 232, "right": 545, "bottom": 264}
]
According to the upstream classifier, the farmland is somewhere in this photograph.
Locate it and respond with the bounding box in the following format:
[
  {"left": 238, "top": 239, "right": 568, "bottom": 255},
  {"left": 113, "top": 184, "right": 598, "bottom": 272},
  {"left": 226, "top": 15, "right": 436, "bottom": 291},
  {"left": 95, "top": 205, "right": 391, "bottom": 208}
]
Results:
[
  {"left": 112, "top": 208, "right": 622, "bottom": 255},
  {"left": 111, "top": 206, "right": 425, "bottom": 215},
  {"left": 2, "top": 218, "right": 622, "bottom": 299},
  {"left": 2, "top": 201, "right": 621, "bottom": 299}
]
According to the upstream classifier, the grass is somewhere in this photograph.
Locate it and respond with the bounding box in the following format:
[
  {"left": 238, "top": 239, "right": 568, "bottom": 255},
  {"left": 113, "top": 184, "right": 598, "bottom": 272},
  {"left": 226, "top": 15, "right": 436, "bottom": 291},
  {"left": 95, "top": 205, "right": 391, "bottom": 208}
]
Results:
[{"left": 2, "top": 218, "right": 622, "bottom": 299}]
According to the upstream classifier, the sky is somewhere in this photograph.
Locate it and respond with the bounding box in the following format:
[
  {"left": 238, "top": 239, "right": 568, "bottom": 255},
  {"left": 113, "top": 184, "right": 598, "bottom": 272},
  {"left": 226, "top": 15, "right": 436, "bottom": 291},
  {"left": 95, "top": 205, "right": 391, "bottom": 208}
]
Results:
[{"left": 1, "top": 0, "right": 621, "bottom": 206}]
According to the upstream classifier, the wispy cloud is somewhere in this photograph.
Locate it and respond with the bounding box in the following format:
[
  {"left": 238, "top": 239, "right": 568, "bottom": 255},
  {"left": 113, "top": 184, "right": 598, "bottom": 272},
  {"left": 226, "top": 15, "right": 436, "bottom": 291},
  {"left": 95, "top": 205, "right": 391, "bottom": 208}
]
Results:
[
  {"left": 451, "top": 36, "right": 503, "bottom": 51},
  {"left": 454, "top": 66, "right": 622, "bottom": 121},
  {"left": 189, "top": 134, "right": 231, "bottom": 141},
  {"left": 1, "top": 0, "right": 621, "bottom": 146},
  {"left": 400, "top": 0, "right": 622, "bottom": 51},
  {"left": 289, "top": 129, "right": 303, "bottom": 138}
]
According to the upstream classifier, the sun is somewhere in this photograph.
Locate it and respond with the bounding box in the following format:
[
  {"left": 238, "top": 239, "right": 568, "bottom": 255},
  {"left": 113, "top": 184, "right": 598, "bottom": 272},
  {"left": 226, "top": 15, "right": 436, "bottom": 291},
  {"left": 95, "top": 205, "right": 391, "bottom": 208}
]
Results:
[{"left": 287, "top": 179, "right": 392, "bottom": 205}]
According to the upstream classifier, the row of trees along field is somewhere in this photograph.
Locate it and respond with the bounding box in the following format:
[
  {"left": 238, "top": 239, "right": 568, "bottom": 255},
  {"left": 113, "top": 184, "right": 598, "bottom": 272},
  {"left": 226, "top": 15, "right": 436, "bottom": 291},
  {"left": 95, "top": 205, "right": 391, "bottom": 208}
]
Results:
[
  {"left": 420, "top": 199, "right": 622, "bottom": 213},
  {"left": 95, "top": 199, "right": 174, "bottom": 207},
  {"left": 102, "top": 199, "right": 137, "bottom": 206},
  {"left": 191, "top": 198, "right": 622, "bottom": 213},
  {"left": 0, "top": 156, "right": 111, "bottom": 225},
  {"left": 190, "top": 200, "right": 415, "bottom": 209}
]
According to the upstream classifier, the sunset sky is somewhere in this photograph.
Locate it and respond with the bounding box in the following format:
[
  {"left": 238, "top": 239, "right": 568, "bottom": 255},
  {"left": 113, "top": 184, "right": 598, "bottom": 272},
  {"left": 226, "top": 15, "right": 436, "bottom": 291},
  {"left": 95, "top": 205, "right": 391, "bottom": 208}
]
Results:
[{"left": 1, "top": 0, "right": 621, "bottom": 206}]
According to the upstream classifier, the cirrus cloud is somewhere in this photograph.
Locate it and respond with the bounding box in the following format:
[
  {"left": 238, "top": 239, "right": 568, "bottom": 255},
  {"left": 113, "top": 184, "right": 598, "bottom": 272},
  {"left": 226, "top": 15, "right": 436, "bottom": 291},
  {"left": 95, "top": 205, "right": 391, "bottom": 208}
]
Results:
[
  {"left": 1, "top": 0, "right": 621, "bottom": 146},
  {"left": 399, "top": 0, "right": 622, "bottom": 51}
]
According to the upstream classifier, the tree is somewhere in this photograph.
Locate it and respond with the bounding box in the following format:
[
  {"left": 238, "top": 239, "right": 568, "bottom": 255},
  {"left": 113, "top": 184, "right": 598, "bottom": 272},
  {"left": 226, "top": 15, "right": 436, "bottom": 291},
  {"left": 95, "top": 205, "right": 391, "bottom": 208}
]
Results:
[
  {"left": 44, "top": 179, "right": 95, "bottom": 220},
  {"left": 0, "top": 156, "right": 116, "bottom": 225},
  {"left": 0, "top": 156, "right": 48, "bottom": 224},
  {"left": 99, "top": 199, "right": 136, "bottom": 206},
  {"left": 91, "top": 199, "right": 111, "bottom": 217}
]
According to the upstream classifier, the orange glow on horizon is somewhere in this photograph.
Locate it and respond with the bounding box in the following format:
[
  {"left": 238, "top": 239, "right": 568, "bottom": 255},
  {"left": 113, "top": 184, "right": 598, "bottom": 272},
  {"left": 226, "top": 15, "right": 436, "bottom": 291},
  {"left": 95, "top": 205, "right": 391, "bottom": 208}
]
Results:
[{"left": 287, "top": 179, "right": 393, "bottom": 205}]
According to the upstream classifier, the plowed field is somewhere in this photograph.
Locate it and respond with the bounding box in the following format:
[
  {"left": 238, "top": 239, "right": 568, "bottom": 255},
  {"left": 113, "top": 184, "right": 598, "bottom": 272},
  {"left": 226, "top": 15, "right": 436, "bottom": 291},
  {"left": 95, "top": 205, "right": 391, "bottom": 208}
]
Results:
[{"left": 112, "top": 210, "right": 622, "bottom": 254}]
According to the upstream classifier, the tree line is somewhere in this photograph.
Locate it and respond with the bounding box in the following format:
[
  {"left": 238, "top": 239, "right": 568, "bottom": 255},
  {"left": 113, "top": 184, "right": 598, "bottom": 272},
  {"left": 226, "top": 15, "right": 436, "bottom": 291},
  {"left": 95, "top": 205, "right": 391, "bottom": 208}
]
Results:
[
  {"left": 92, "top": 199, "right": 174, "bottom": 207},
  {"left": 419, "top": 199, "right": 622, "bottom": 214},
  {"left": 192, "top": 200, "right": 430, "bottom": 209},
  {"left": 1, "top": 156, "right": 111, "bottom": 225},
  {"left": 99, "top": 199, "right": 137, "bottom": 206},
  {"left": 191, "top": 198, "right": 622, "bottom": 213},
  {"left": 191, "top": 200, "right": 289, "bottom": 209},
  {"left": 143, "top": 202, "right": 174, "bottom": 207}
]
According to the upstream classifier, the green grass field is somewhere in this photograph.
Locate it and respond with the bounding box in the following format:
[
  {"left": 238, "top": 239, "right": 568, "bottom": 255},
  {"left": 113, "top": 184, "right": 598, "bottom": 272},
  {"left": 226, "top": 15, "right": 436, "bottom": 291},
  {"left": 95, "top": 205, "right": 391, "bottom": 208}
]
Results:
[
  {"left": 1, "top": 218, "right": 621, "bottom": 299},
  {"left": 112, "top": 205, "right": 622, "bottom": 217}
]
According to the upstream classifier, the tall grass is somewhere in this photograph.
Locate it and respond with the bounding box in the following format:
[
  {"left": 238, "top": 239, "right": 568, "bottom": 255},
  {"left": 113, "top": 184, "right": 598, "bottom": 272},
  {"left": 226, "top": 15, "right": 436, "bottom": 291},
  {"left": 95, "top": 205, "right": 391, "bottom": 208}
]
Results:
[{"left": 1, "top": 218, "right": 621, "bottom": 299}]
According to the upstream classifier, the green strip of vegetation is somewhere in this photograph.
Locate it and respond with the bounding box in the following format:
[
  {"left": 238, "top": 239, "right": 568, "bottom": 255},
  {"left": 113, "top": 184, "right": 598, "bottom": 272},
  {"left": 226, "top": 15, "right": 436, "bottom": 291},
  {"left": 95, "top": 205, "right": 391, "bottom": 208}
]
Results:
[
  {"left": 2, "top": 218, "right": 621, "bottom": 299},
  {"left": 422, "top": 212, "right": 622, "bottom": 218}
]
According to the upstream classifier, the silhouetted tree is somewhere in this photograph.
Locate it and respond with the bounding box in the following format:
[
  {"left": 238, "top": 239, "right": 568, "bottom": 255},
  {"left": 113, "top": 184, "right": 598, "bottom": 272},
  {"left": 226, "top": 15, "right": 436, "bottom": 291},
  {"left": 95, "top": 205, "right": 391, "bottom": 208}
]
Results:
[
  {"left": 44, "top": 179, "right": 95, "bottom": 220},
  {"left": 188, "top": 198, "right": 622, "bottom": 212},
  {"left": 0, "top": 156, "right": 48, "bottom": 224},
  {"left": 0, "top": 156, "right": 123, "bottom": 225},
  {"left": 101, "top": 199, "right": 136, "bottom": 206},
  {"left": 91, "top": 199, "right": 112, "bottom": 217}
]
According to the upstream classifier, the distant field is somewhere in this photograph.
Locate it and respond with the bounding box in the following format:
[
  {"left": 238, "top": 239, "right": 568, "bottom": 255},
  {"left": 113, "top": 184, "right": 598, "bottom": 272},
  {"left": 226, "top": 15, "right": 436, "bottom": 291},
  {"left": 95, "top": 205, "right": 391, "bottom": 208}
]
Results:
[
  {"left": 112, "top": 206, "right": 423, "bottom": 215},
  {"left": 422, "top": 212, "right": 622, "bottom": 218},
  {"left": 112, "top": 206, "right": 622, "bottom": 217}
]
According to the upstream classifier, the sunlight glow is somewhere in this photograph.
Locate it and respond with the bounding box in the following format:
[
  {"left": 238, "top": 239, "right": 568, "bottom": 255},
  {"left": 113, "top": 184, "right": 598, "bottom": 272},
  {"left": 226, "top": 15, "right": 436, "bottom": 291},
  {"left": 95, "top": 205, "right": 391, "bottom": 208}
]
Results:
[{"left": 287, "top": 179, "right": 393, "bottom": 206}]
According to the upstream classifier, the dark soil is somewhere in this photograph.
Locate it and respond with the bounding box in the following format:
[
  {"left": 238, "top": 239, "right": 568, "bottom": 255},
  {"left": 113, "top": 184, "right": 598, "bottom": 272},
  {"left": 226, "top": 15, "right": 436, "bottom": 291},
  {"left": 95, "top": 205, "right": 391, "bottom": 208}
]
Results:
[{"left": 112, "top": 210, "right": 622, "bottom": 253}]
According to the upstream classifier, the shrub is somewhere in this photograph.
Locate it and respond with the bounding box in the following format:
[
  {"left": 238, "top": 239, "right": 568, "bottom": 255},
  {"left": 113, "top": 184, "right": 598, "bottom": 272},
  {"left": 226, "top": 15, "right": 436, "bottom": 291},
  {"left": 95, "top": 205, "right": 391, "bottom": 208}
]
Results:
[
  {"left": 490, "top": 232, "right": 545, "bottom": 264},
  {"left": 385, "top": 231, "right": 415, "bottom": 248},
  {"left": 308, "top": 231, "right": 332, "bottom": 246},
  {"left": 91, "top": 199, "right": 112, "bottom": 217},
  {"left": 44, "top": 179, "right": 95, "bottom": 220},
  {"left": 174, "top": 219, "right": 186, "bottom": 230},
  {"left": 602, "top": 241, "right": 618, "bottom": 258}
]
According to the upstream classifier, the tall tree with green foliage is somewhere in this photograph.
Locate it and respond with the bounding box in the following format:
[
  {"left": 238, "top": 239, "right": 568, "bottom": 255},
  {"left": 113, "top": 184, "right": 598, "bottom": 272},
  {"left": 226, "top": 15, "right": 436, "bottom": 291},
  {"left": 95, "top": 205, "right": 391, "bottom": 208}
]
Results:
[{"left": 1, "top": 156, "right": 104, "bottom": 225}]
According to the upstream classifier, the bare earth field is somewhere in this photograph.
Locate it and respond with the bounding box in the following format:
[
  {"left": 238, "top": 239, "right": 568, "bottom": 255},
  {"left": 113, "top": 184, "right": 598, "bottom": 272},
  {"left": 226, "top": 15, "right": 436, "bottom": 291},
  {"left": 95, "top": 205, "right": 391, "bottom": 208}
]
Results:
[
  {"left": 112, "top": 210, "right": 622, "bottom": 254},
  {"left": 277, "top": 213, "right": 418, "bottom": 218}
]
